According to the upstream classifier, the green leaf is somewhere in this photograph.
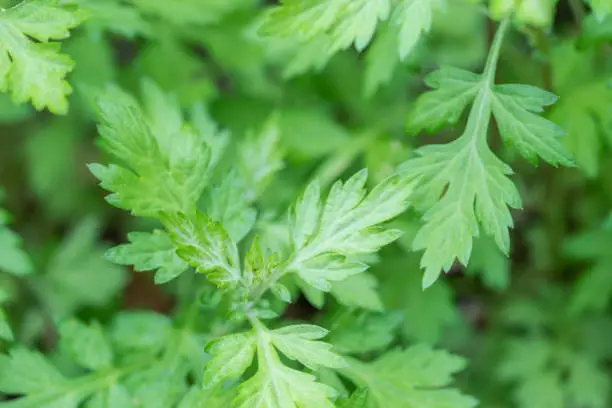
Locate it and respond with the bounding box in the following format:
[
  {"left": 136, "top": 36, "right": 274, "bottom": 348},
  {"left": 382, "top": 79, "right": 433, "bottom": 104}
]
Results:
[
  {"left": 84, "top": 384, "right": 135, "bottom": 408},
  {"left": 110, "top": 311, "right": 172, "bottom": 356},
  {"left": 491, "top": 84, "right": 574, "bottom": 166},
  {"left": 393, "top": 0, "right": 436, "bottom": 59},
  {"left": 330, "top": 273, "right": 384, "bottom": 311},
  {"left": 327, "top": 311, "right": 403, "bottom": 354},
  {"left": 233, "top": 326, "right": 338, "bottom": 407},
  {"left": 59, "top": 320, "right": 113, "bottom": 371},
  {"left": 364, "top": 24, "right": 401, "bottom": 98},
  {"left": 204, "top": 172, "right": 257, "bottom": 243},
  {"left": 405, "top": 66, "right": 482, "bottom": 134},
  {"left": 202, "top": 332, "right": 256, "bottom": 389},
  {"left": 278, "top": 108, "right": 350, "bottom": 160},
  {"left": 0, "top": 0, "right": 84, "bottom": 114},
  {"left": 337, "top": 389, "right": 370, "bottom": 408},
  {"left": 269, "top": 324, "right": 347, "bottom": 370},
  {"left": 400, "top": 21, "right": 573, "bottom": 287},
  {"left": 498, "top": 338, "right": 554, "bottom": 382},
  {"left": 259, "top": 0, "right": 390, "bottom": 52},
  {"left": 218, "top": 320, "right": 344, "bottom": 407},
  {"left": 365, "top": 0, "right": 445, "bottom": 95},
  {"left": 177, "top": 386, "right": 234, "bottom": 408},
  {"left": 564, "top": 226, "right": 612, "bottom": 314},
  {"left": 129, "top": 0, "right": 253, "bottom": 26},
  {"left": 514, "top": 372, "right": 564, "bottom": 408},
  {"left": 123, "top": 372, "right": 185, "bottom": 408},
  {"left": 489, "top": 0, "right": 557, "bottom": 26},
  {"left": 89, "top": 81, "right": 218, "bottom": 217},
  {"left": 588, "top": 0, "right": 612, "bottom": 19},
  {"left": 233, "top": 363, "right": 336, "bottom": 408},
  {"left": 295, "top": 256, "right": 369, "bottom": 294},
  {"left": 238, "top": 114, "right": 284, "bottom": 202},
  {"left": 38, "top": 217, "right": 127, "bottom": 319},
  {"left": 399, "top": 275, "right": 459, "bottom": 344},
  {"left": 339, "top": 345, "right": 477, "bottom": 408},
  {"left": 570, "top": 262, "right": 612, "bottom": 314},
  {"left": 400, "top": 135, "right": 521, "bottom": 287},
  {"left": 566, "top": 355, "right": 609, "bottom": 408},
  {"left": 0, "top": 348, "right": 68, "bottom": 395},
  {"left": 549, "top": 40, "right": 612, "bottom": 177},
  {"left": 288, "top": 170, "right": 415, "bottom": 290},
  {"left": 105, "top": 230, "right": 189, "bottom": 285},
  {"left": 498, "top": 335, "right": 609, "bottom": 408},
  {"left": 25, "top": 118, "right": 88, "bottom": 220},
  {"left": 465, "top": 236, "right": 510, "bottom": 291},
  {"left": 579, "top": 13, "right": 612, "bottom": 45},
  {"left": 79, "top": 0, "right": 151, "bottom": 38},
  {"left": 161, "top": 211, "right": 242, "bottom": 288},
  {"left": 0, "top": 311, "right": 204, "bottom": 408},
  {"left": 0, "top": 308, "right": 13, "bottom": 341},
  {"left": 0, "top": 213, "right": 32, "bottom": 276},
  {"left": 550, "top": 80, "right": 610, "bottom": 177},
  {"left": 130, "top": 37, "right": 218, "bottom": 106},
  {"left": 243, "top": 236, "right": 278, "bottom": 290}
]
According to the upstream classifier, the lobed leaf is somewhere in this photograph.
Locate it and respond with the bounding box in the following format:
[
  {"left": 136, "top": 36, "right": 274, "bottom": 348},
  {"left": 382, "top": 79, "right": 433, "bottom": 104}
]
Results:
[
  {"left": 161, "top": 211, "right": 242, "bottom": 288},
  {"left": 0, "top": 0, "right": 84, "bottom": 113},
  {"left": 89, "top": 82, "right": 218, "bottom": 217},
  {"left": 339, "top": 345, "right": 477, "bottom": 408},
  {"left": 105, "top": 230, "right": 189, "bottom": 285},
  {"left": 202, "top": 332, "right": 256, "bottom": 389}
]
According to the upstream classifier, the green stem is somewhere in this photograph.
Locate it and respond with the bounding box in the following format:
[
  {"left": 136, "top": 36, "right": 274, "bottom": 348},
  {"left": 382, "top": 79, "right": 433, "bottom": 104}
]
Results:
[
  {"left": 568, "top": 0, "right": 585, "bottom": 29},
  {"left": 483, "top": 17, "right": 511, "bottom": 84}
]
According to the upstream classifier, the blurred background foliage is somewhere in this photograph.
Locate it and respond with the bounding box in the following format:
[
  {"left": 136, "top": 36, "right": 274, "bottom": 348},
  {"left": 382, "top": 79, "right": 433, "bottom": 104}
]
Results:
[{"left": 1, "top": 0, "right": 612, "bottom": 407}]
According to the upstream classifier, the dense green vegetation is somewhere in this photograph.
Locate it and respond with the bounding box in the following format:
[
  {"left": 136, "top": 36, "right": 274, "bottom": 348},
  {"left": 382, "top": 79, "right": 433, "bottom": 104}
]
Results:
[{"left": 1, "top": 1, "right": 612, "bottom": 407}]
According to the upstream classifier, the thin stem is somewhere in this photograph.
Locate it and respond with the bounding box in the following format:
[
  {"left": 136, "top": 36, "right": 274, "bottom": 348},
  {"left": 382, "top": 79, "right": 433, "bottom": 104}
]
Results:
[
  {"left": 569, "top": 0, "right": 585, "bottom": 29},
  {"left": 483, "top": 16, "right": 511, "bottom": 84}
]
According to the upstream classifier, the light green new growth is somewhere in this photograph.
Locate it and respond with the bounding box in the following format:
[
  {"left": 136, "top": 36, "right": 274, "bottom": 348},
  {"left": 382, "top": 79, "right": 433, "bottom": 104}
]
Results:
[
  {"left": 89, "top": 80, "right": 224, "bottom": 218},
  {"left": 400, "top": 18, "right": 574, "bottom": 288},
  {"left": 286, "top": 169, "right": 416, "bottom": 292},
  {"left": 94, "top": 81, "right": 283, "bottom": 286},
  {"left": 162, "top": 211, "right": 242, "bottom": 289},
  {"left": 0, "top": 0, "right": 84, "bottom": 114}
]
